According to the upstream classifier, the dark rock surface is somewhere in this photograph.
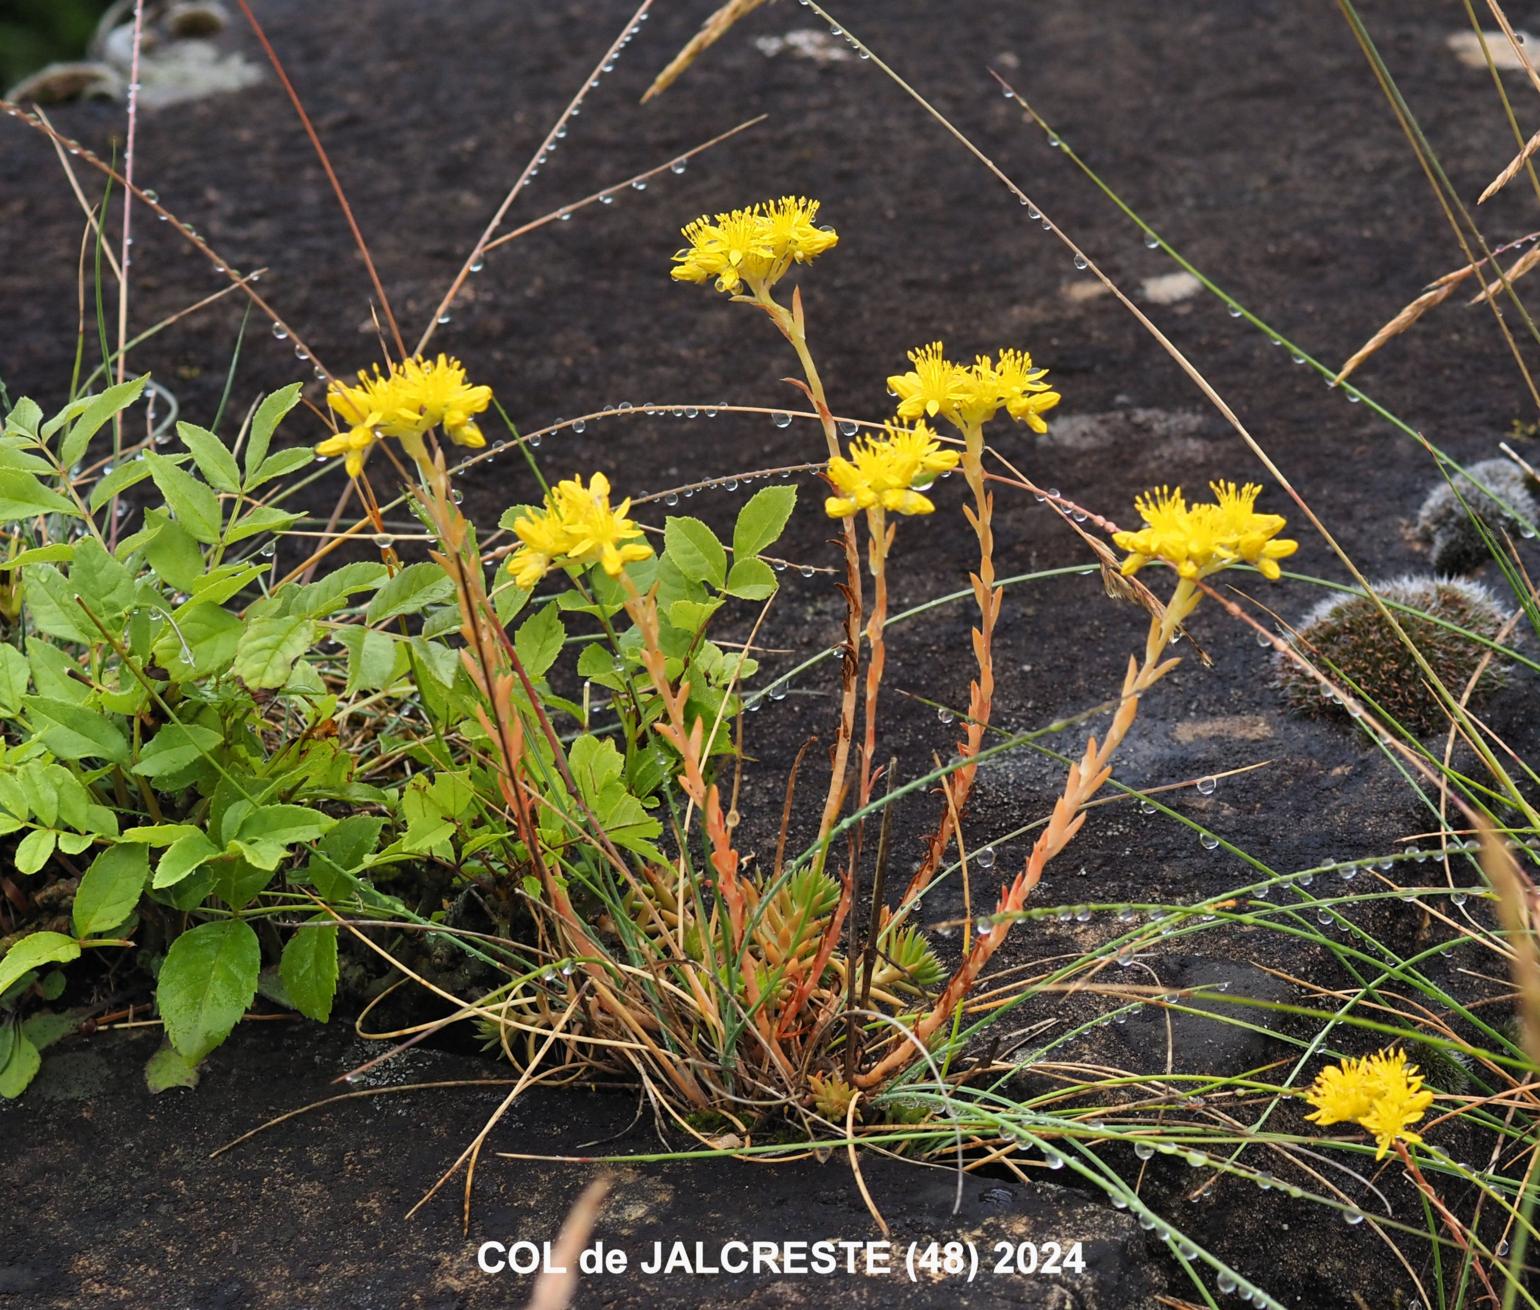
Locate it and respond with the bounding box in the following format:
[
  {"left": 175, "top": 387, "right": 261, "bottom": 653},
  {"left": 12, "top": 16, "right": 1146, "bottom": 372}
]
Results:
[{"left": 3, "top": 0, "right": 1536, "bottom": 1306}]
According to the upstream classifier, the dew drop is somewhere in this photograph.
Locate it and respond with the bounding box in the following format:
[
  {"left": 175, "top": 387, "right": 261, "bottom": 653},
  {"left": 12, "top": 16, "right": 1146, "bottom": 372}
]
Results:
[
  {"left": 799, "top": 565, "right": 814, "bottom": 579},
  {"left": 837, "top": 418, "right": 858, "bottom": 437},
  {"left": 771, "top": 411, "right": 792, "bottom": 428},
  {"left": 937, "top": 707, "right": 955, "bottom": 725},
  {"left": 469, "top": 256, "right": 485, "bottom": 272},
  {"left": 670, "top": 158, "right": 688, "bottom": 174},
  {"left": 1199, "top": 833, "right": 1220, "bottom": 850},
  {"left": 272, "top": 322, "right": 289, "bottom": 340},
  {"left": 600, "top": 194, "right": 614, "bottom": 205},
  {"left": 1196, "top": 775, "right": 1217, "bottom": 796},
  {"left": 664, "top": 491, "right": 679, "bottom": 506},
  {"left": 1073, "top": 254, "right": 1088, "bottom": 271},
  {"left": 1227, "top": 303, "right": 1243, "bottom": 318},
  {"left": 976, "top": 845, "right": 996, "bottom": 869},
  {"left": 437, "top": 312, "right": 452, "bottom": 325},
  {"left": 571, "top": 418, "right": 586, "bottom": 434},
  {"left": 1143, "top": 232, "right": 1159, "bottom": 249},
  {"left": 631, "top": 179, "right": 647, "bottom": 191},
  {"left": 1134, "top": 1142, "right": 1155, "bottom": 1160}
]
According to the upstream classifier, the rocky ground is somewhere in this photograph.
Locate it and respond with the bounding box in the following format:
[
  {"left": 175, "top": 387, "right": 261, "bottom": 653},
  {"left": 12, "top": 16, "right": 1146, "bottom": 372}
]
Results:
[{"left": 3, "top": 0, "right": 1539, "bottom": 1306}]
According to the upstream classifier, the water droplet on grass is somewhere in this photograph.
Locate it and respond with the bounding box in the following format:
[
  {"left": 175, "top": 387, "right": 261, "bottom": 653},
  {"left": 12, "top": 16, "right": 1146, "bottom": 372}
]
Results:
[
  {"left": 1196, "top": 775, "right": 1217, "bottom": 795},
  {"left": 771, "top": 411, "right": 792, "bottom": 428}
]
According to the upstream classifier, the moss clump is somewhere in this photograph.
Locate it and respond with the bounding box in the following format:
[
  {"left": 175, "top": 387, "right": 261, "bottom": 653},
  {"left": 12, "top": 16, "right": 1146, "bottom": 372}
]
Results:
[
  {"left": 1416, "top": 458, "right": 1538, "bottom": 575},
  {"left": 1277, "top": 576, "right": 1512, "bottom": 734}
]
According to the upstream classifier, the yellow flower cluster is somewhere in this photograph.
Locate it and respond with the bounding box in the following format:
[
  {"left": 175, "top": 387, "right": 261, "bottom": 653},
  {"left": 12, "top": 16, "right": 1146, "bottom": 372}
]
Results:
[
  {"left": 824, "top": 420, "right": 960, "bottom": 520},
  {"left": 507, "top": 473, "right": 653, "bottom": 588},
  {"left": 1303, "top": 1048, "right": 1435, "bottom": 1160},
  {"left": 887, "top": 342, "right": 1060, "bottom": 435},
  {"left": 1113, "top": 481, "right": 1298, "bottom": 582},
  {"left": 671, "top": 197, "right": 839, "bottom": 295},
  {"left": 316, "top": 354, "right": 492, "bottom": 477}
]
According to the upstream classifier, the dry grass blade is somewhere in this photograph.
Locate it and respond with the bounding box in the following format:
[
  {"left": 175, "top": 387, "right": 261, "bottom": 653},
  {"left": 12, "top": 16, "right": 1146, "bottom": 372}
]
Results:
[
  {"left": 524, "top": 1178, "right": 612, "bottom": 1310},
  {"left": 1480, "top": 824, "right": 1540, "bottom": 1068},
  {"left": 1468, "top": 239, "right": 1540, "bottom": 303},
  {"left": 642, "top": 0, "right": 768, "bottom": 102},
  {"left": 1334, "top": 280, "right": 1460, "bottom": 384},
  {"left": 1479, "top": 120, "right": 1540, "bottom": 203}
]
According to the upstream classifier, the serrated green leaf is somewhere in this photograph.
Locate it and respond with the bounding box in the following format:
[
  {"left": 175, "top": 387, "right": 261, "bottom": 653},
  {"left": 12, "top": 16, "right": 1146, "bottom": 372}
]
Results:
[
  {"left": 232, "top": 615, "right": 315, "bottom": 689},
  {"left": 88, "top": 457, "right": 155, "bottom": 510},
  {"left": 365, "top": 562, "right": 454, "bottom": 624},
  {"left": 0, "top": 1031, "right": 41, "bottom": 1099},
  {"left": 59, "top": 376, "right": 147, "bottom": 468},
  {"left": 121, "top": 823, "right": 203, "bottom": 845},
  {"left": 223, "top": 505, "right": 303, "bottom": 545},
  {"left": 132, "top": 722, "right": 224, "bottom": 777},
  {"left": 68, "top": 538, "right": 137, "bottom": 619},
  {"left": 667, "top": 598, "right": 723, "bottom": 632},
  {"left": 280, "top": 922, "right": 338, "bottom": 1023},
  {"left": 14, "top": 829, "right": 56, "bottom": 875},
  {"left": 236, "top": 804, "right": 334, "bottom": 848},
  {"left": 4, "top": 396, "right": 43, "bottom": 441},
  {"left": 160, "top": 602, "right": 241, "bottom": 680},
  {"left": 176, "top": 422, "right": 241, "bottom": 493},
  {"left": 249, "top": 446, "right": 312, "bottom": 488},
  {"left": 0, "top": 932, "right": 81, "bottom": 997},
  {"left": 726, "top": 557, "right": 777, "bottom": 601},
  {"left": 25, "top": 697, "right": 130, "bottom": 764},
  {"left": 243, "top": 384, "right": 304, "bottom": 485},
  {"left": 732, "top": 485, "right": 797, "bottom": 558},
  {"left": 143, "top": 451, "right": 222, "bottom": 544},
  {"left": 145, "top": 1042, "right": 201, "bottom": 1092},
  {"left": 664, "top": 516, "right": 726, "bottom": 588},
  {"left": 156, "top": 919, "right": 260, "bottom": 1062},
  {"left": 514, "top": 603, "right": 565, "bottom": 679},
  {"left": 142, "top": 511, "right": 205, "bottom": 592},
  {"left": 22, "top": 564, "right": 96, "bottom": 643},
  {"left": 293, "top": 561, "right": 389, "bottom": 618},
  {"left": 0, "top": 469, "right": 79, "bottom": 522},
  {"left": 338, "top": 626, "right": 406, "bottom": 695},
  {"left": 153, "top": 831, "right": 221, "bottom": 889},
  {"left": 72, "top": 844, "right": 149, "bottom": 935}
]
